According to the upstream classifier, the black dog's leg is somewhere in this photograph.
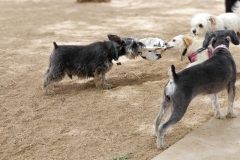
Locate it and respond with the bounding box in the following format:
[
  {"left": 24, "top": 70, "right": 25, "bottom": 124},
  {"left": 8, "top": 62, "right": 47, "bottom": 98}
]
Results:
[
  {"left": 156, "top": 99, "right": 188, "bottom": 149},
  {"left": 155, "top": 94, "right": 171, "bottom": 136},
  {"left": 94, "top": 61, "right": 113, "bottom": 89},
  {"left": 43, "top": 68, "right": 50, "bottom": 88},
  {"left": 94, "top": 73, "right": 112, "bottom": 89},
  {"left": 43, "top": 66, "right": 65, "bottom": 92},
  {"left": 226, "top": 83, "right": 236, "bottom": 118},
  {"left": 94, "top": 69, "right": 112, "bottom": 89}
]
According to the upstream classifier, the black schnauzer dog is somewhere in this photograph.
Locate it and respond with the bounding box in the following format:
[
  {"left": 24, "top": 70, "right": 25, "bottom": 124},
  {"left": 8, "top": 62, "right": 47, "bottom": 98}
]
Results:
[
  {"left": 43, "top": 34, "right": 147, "bottom": 92},
  {"left": 155, "top": 30, "right": 239, "bottom": 149}
]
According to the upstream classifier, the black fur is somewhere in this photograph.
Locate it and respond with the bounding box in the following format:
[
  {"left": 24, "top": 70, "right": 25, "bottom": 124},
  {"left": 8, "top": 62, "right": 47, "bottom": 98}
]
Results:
[
  {"left": 225, "top": 0, "right": 239, "bottom": 12},
  {"left": 170, "top": 65, "right": 177, "bottom": 80},
  {"left": 43, "top": 34, "right": 144, "bottom": 91},
  {"left": 51, "top": 42, "right": 117, "bottom": 77}
]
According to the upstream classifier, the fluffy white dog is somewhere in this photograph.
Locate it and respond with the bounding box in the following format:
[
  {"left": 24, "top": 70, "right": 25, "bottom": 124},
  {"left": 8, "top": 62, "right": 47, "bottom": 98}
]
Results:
[
  {"left": 165, "top": 35, "right": 213, "bottom": 68},
  {"left": 191, "top": 2, "right": 240, "bottom": 36}
]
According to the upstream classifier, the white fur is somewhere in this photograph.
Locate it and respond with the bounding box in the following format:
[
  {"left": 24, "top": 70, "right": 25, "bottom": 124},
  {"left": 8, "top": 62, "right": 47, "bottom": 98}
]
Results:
[
  {"left": 166, "top": 35, "right": 210, "bottom": 68},
  {"left": 165, "top": 80, "right": 176, "bottom": 96},
  {"left": 139, "top": 37, "right": 166, "bottom": 61},
  {"left": 139, "top": 37, "right": 166, "bottom": 49},
  {"left": 166, "top": 67, "right": 176, "bottom": 96},
  {"left": 191, "top": 9, "right": 240, "bottom": 36},
  {"left": 140, "top": 51, "right": 160, "bottom": 61}
]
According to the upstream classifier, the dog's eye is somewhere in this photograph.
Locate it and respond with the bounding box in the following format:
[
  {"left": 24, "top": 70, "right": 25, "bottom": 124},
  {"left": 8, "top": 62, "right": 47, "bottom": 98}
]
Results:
[
  {"left": 172, "top": 39, "right": 176, "bottom": 42},
  {"left": 199, "top": 24, "right": 203, "bottom": 28}
]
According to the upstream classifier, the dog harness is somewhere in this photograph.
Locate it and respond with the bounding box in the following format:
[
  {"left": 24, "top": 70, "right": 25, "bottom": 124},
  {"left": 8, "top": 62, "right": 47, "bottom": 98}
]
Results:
[
  {"left": 187, "top": 48, "right": 213, "bottom": 63},
  {"left": 187, "top": 44, "right": 228, "bottom": 63},
  {"left": 111, "top": 43, "right": 119, "bottom": 61}
]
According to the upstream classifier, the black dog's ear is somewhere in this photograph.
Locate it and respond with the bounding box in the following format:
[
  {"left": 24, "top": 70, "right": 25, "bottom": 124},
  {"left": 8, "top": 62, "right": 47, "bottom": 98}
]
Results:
[
  {"left": 107, "top": 34, "right": 122, "bottom": 45},
  {"left": 227, "top": 30, "right": 240, "bottom": 45},
  {"left": 202, "top": 32, "right": 215, "bottom": 49}
]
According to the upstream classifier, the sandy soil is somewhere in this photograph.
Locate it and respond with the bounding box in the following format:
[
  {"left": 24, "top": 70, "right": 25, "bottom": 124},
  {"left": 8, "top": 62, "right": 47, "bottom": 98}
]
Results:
[{"left": 1, "top": 0, "right": 240, "bottom": 160}]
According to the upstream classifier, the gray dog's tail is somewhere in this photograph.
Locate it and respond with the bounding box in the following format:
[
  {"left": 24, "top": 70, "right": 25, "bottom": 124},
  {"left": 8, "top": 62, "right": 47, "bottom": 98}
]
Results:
[
  {"left": 168, "top": 65, "right": 177, "bottom": 81},
  {"left": 53, "top": 42, "right": 58, "bottom": 49}
]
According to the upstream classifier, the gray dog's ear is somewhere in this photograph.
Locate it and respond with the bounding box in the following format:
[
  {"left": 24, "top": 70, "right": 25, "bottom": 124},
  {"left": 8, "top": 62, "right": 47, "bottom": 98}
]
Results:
[
  {"left": 202, "top": 32, "right": 215, "bottom": 48},
  {"left": 196, "top": 32, "right": 215, "bottom": 53},
  {"left": 107, "top": 34, "right": 123, "bottom": 45},
  {"left": 226, "top": 30, "right": 240, "bottom": 45}
]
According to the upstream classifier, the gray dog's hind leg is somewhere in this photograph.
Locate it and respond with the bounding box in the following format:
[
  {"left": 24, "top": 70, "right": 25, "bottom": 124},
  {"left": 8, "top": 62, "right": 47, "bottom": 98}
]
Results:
[
  {"left": 154, "top": 94, "right": 171, "bottom": 136},
  {"left": 226, "top": 83, "right": 236, "bottom": 118},
  {"left": 210, "top": 94, "right": 223, "bottom": 119},
  {"left": 156, "top": 101, "right": 188, "bottom": 149}
]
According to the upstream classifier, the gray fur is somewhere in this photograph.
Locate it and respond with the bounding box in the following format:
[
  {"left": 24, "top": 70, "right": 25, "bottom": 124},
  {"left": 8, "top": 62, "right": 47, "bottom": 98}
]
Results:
[{"left": 155, "top": 30, "right": 239, "bottom": 149}]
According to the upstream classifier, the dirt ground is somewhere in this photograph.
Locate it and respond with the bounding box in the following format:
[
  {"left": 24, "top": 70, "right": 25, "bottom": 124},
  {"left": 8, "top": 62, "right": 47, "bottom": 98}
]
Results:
[{"left": 1, "top": 0, "right": 240, "bottom": 160}]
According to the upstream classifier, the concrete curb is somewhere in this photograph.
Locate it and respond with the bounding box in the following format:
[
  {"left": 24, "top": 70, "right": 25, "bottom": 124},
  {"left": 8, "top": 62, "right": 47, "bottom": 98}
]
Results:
[{"left": 152, "top": 117, "right": 240, "bottom": 160}]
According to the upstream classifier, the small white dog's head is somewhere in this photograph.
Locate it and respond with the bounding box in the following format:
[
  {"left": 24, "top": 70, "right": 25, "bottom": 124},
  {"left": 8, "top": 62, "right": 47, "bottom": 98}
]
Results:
[
  {"left": 139, "top": 38, "right": 167, "bottom": 61},
  {"left": 165, "top": 35, "right": 185, "bottom": 49},
  {"left": 165, "top": 35, "right": 193, "bottom": 60},
  {"left": 191, "top": 13, "right": 217, "bottom": 36}
]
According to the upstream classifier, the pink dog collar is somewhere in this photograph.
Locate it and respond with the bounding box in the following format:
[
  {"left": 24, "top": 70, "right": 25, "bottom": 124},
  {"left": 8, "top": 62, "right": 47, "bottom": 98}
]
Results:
[
  {"left": 187, "top": 52, "right": 197, "bottom": 63},
  {"left": 187, "top": 48, "right": 213, "bottom": 63},
  {"left": 188, "top": 45, "right": 227, "bottom": 63},
  {"left": 213, "top": 44, "right": 228, "bottom": 51}
]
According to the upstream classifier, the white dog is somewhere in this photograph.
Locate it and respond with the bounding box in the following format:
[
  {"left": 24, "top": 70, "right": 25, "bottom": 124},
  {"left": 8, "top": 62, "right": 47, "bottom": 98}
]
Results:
[
  {"left": 191, "top": 3, "right": 240, "bottom": 36},
  {"left": 139, "top": 37, "right": 167, "bottom": 61},
  {"left": 165, "top": 35, "right": 213, "bottom": 67}
]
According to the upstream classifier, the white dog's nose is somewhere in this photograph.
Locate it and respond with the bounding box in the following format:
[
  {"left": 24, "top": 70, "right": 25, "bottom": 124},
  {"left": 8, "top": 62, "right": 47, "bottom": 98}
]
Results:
[
  {"left": 156, "top": 54, "right": 161, "bottom": 59},
  {"left": 192, "top": 29, "right": 197, "bottom": 34}
]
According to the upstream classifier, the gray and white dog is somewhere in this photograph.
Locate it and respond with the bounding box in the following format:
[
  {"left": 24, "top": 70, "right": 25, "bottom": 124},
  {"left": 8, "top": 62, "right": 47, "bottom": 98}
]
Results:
[
  {"left": 154, "top": 30, "right": 239, "bottom": 149},
  {"left": 43, "top": 34, "right": 158, "bottom": 92}
]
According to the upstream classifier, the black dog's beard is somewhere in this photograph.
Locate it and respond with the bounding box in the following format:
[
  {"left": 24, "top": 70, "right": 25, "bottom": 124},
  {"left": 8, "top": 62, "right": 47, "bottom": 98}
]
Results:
[{"left": 125, "top": 48, "right": 140, "bottom": 59}]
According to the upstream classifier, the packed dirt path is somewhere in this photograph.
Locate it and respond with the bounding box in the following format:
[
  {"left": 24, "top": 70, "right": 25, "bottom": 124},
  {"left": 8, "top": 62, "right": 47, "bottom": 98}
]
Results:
[{"left": 1, "top": 0, "right": 240, "bottom": 160}]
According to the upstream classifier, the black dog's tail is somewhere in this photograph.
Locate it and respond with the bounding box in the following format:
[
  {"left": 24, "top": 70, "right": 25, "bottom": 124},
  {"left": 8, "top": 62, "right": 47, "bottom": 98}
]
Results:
[
  {"left": 53, "top": 42, "right": 58, "bottom": 49},
  {"left": 168, "top": 65, "right": 178, "bottom": 81}
]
